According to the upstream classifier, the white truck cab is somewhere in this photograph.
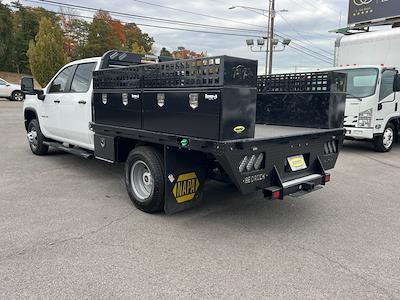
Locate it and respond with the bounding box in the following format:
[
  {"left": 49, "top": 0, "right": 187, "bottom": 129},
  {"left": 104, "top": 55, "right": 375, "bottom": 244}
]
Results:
[
  {"left": 23, "top": 57, "right": 101, "bottom": 151},
  {"left": 336, "top": 66, "right": 400, "bottom": 151},
  {"left": 332, "top": 28, "right": 400, "bottom": 152}
]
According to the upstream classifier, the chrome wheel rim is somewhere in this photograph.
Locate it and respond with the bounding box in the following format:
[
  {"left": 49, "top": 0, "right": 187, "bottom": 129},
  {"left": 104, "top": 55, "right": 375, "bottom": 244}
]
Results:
[
  {"left": 27, "top": 128, "right": 38, "bottom": 150},
  {"left": 383, "top": 127, "right": 394, "bottom": 149},
  {"left": 130, "top": 160, "right": 154, "bottom": 201},
  {"left": 14, "top": 92, "right": 23, "bottom": 101}
]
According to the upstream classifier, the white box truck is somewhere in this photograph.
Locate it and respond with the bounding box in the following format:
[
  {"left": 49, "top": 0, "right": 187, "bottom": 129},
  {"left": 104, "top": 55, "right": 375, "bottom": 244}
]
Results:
[{"left": 333, "top": 27, "right": 400, "bottom": 152}]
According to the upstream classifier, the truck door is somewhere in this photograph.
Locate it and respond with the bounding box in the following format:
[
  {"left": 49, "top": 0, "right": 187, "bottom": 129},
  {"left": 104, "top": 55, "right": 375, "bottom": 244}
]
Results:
[
  {"left": 59, "top": 62, "right": 96, "bottom": 148},
  {"left": 376, "top": 69, "right": 397, "bottom": 127},
  {"left": 42, "top": 65, "right": 76, "bottom": 139}
]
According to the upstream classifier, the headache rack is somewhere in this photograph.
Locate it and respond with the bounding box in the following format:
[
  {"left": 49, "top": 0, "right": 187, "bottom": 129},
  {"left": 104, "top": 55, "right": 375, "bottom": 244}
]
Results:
[
  {"left": 257, "top": 71, "right": 347, "bottom": 93},
  {"left": 256, "top": 71, "right": 347, "bottom": 129},
  {"left": 94, "top": 55, "right": 256, "bottom": 90}
]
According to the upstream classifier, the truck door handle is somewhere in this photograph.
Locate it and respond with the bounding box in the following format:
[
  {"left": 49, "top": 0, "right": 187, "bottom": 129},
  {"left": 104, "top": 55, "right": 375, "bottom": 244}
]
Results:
[
  {"left": 78, "top": 100, "right": 87, "bottom": 104},
  {"left": 54, "top": 100, "right": 60, "bottom": 104}
]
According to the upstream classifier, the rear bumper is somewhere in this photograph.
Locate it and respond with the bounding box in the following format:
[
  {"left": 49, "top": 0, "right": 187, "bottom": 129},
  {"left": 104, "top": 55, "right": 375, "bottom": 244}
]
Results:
[
  {"left": 345, "top": 127, "right": 374, "bottom": 140},
  {"left": 215, "top": 129, "right": 343, "bottom": 197},
  {"left": 263, "top": 173, "right": 330, "bottom": 199}
]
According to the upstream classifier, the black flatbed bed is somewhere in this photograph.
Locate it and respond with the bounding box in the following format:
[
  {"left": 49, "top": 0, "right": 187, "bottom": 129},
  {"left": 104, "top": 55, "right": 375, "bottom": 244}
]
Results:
[
  {"left": 93, "top": 122, "right": 343, "bottom": 154},
  {"left": 254, "top": 124, "right": 338, "bottom": 140}
]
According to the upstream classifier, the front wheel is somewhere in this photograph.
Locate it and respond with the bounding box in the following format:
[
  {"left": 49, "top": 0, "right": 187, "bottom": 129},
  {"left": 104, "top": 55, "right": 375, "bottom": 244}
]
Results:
[
  {"left": 125, "top": 146, "right": 165, "bottom": 213},
  {"left": 374, "top": 123, "right": 396, "bottom": 152},
  {"left": 27, "top": 119, "right": 48, "bottom": 155},
  {"left": 11, "top": 91, "right": 24, "bottom": 101}
]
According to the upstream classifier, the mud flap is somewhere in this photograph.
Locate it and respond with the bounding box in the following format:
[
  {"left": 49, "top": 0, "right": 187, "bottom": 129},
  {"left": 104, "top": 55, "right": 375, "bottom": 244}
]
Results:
[{"left": 164, "top": 146, "right": 208, "bottom": 214}]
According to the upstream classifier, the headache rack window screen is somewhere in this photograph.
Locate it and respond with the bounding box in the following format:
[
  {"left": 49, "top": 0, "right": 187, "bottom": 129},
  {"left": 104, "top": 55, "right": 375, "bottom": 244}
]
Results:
[
  {"left": 142, "top": 58, "right": 223, "bottom": 88},
  {"left": 257, "top": 72, "right": 347, "bottom": 93},
  {"left": 93, "top": 56, "right": 226, "bottom": 90}
]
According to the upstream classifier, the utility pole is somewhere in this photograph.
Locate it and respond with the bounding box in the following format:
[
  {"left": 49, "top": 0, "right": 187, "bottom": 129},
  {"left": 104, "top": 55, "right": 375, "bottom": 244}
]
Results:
[{"left": 267, "top": 0, "right": 275, "bottom": 75}]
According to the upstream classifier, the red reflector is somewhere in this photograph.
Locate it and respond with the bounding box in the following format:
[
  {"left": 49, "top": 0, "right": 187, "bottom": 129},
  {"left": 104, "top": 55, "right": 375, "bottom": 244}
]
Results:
[
  {"left": 325, "top": 174, "right": 331, "bottom": 183},
  {"left": 273, "top": 191, "right": 280, "bottom": 199}
]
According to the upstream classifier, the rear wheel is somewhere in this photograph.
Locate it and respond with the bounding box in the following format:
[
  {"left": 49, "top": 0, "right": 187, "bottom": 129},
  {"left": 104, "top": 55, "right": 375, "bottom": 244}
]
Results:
[
  {"left": 27, "top": 119, "right": 48, "bottom": 155},
  {"left": 125, "top": 146, "right": 165, "bottom": 213},
  {"left": 11, "top": 91, "right": 24, "bottom": 101},
  {"left": 374, "top": 123, "right": 395, "bottom": 152}
]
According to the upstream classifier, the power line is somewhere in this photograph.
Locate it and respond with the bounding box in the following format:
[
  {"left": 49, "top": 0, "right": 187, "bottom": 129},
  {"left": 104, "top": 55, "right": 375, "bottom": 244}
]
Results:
[
  {"left": 27, "top": 0, "right": 265, "bottom": 34},
  {"left": 276, "top": 11, "right": 334, "bottom": 56},
  {"left": 22, "top": 0, "right": 334, "bottom": 64},
  {"left": 130, "top": 0, "right": 267, "bottom": 29},
  {"left": 286, "top": 44, "right": 333, "bottom": 64}
]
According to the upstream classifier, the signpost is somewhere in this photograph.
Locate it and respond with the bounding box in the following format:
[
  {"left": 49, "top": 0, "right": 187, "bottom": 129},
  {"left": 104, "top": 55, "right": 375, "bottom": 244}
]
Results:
[{"left": 348, "top": 0, "right": 400, "bottom": 26}]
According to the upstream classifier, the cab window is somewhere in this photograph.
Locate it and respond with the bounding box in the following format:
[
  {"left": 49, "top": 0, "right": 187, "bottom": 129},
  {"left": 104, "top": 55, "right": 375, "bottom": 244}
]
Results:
[
  {"left": 48, "top": 66, "right": 75, "bottom": 93},
  {"left": 0, "top": 79, "right": 7, "bottom": 85},
  {"left": 379, "top": 70, "right": 396, "bottom": 101},
  {"left": 70, "top": 63, "right": 97, "bottom": 93}
]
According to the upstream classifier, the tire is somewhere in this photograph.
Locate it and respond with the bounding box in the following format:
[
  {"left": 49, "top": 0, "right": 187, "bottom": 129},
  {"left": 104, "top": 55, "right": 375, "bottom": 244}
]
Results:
[
  {"left": 374, "top": 123, "right": 396, "bottom": 152},
  {"left": 125, "top": 146, "right": 165, "bottom": 213},
  {"left": 27, "top": 119, "right": 49, "bottom": 155},
  {"left": 11, "top": 91, "right": 24, "bottom": 101}
]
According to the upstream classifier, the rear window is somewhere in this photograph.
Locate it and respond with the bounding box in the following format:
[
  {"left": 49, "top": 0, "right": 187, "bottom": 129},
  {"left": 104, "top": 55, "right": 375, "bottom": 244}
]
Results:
[{"left": 70, "top": 63, "right": 97, "bottom": 93}]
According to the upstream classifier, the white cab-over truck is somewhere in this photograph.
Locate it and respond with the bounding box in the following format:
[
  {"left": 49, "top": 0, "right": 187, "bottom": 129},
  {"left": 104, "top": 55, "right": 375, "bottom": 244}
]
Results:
[{"left": 333, "top": 28, "right": 400, "bottom": 152}]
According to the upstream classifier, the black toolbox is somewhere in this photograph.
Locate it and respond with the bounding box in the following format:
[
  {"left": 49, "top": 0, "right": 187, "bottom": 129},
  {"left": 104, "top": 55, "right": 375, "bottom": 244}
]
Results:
[{"left": 93, "top": 56, "right": 258, "bottom": 141}]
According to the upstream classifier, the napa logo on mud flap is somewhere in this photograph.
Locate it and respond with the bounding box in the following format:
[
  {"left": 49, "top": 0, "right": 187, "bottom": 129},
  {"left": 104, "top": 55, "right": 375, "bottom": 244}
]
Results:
[{"left": 172, "top": 172, "right": 200, "bottom": 203}]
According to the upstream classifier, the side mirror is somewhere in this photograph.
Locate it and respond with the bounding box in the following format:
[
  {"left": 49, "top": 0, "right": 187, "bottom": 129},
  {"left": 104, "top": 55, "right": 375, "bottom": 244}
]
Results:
[
  {"left": 21, "top": 77, "right": 35, "bottom": 95},
  {"left": 21, "top": 77, "right": 45, "bottom": 101},
  {"left": 394, "top": 74, "right": 400, "bottom": 92}
]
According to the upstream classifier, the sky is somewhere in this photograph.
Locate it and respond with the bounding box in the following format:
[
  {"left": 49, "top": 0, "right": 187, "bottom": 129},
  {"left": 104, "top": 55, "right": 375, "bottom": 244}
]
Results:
[{"left": 10, "top": 0, "right": 351, "bottom": 73}]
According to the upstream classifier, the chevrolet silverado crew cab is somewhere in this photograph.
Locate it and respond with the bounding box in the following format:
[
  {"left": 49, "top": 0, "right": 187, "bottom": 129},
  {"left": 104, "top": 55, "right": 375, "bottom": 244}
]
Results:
[{"left": 22, "top": 51, "right": 346, "bottom": 214}]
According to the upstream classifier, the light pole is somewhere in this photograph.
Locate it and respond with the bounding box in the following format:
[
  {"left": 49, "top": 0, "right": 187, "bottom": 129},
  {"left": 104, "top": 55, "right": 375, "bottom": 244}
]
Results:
[
  {"left": 229, "top": 3, "right": 288, "bottom": 75},
  {"left": 267, "top": 0, "right": 275, "bottom": 75}
]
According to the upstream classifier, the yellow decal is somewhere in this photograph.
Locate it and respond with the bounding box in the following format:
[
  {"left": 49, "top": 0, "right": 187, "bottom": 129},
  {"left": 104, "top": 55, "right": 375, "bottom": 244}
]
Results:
[
  {"left": 290, "top": 157, "right": 305, "bottom": 168},
  {"left": 234, "top": 126, "right": 246, "bottom": 134},
  {"left": 172, "top": 172, "right": 200, "bottom": 203}
]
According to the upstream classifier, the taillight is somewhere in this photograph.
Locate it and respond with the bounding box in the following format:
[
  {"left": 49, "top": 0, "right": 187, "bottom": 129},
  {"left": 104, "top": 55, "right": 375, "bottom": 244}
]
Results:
[
  {"left": 239, "top": 153, "right": 265, "bottom": 173},
  {"left": 324, "top": 140, "right": 338, "bottom": 155},
  {"left": 324, "top": 174, "right": 331, "bottom": 183}
]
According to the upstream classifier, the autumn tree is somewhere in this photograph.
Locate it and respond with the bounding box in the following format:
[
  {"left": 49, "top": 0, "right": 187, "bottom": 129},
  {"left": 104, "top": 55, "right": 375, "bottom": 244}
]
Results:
[
  {"left": 111, "top": 20, "right": 126, "bottom": 47},
  {"left": 172, "top": 46, "right": 207, "bottom": 59},
  {"left": 27, "top": 17, "right": 66, "bottom": 86},
  {"left": 59, "top": 9, "right": 89, "bottom": 60}
]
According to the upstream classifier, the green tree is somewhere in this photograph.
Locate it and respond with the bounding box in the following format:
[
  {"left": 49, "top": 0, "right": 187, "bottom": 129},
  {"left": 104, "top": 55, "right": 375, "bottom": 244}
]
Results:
[
  {"left": 27, "top": 17, "right": 66, "bottom": 86},
  {"left": 0, "top": 1, "right": 13, "bottom": 71},
  {"left": 82, "top": 10, "right": 120, "bottom": 57},
  {"left": 125, "top": 23, "right": 154, "bottom": 53},
  {"left": 11, "top": 2, "right": 59, "bottom": 73},
  {"left": 160, "top": 47, "right": 172, "bottom": 57}
]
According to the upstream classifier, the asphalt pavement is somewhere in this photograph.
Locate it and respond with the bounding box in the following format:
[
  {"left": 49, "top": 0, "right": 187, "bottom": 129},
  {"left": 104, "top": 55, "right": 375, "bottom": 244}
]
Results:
[{"left": 1, "top": 100, "right": 400, "bottom": 299}]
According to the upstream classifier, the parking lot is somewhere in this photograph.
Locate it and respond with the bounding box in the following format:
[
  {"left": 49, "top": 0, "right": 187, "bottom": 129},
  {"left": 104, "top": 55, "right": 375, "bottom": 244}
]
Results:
[{"left": 1, "top": 100, "right": 400, "bottom": 299}]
